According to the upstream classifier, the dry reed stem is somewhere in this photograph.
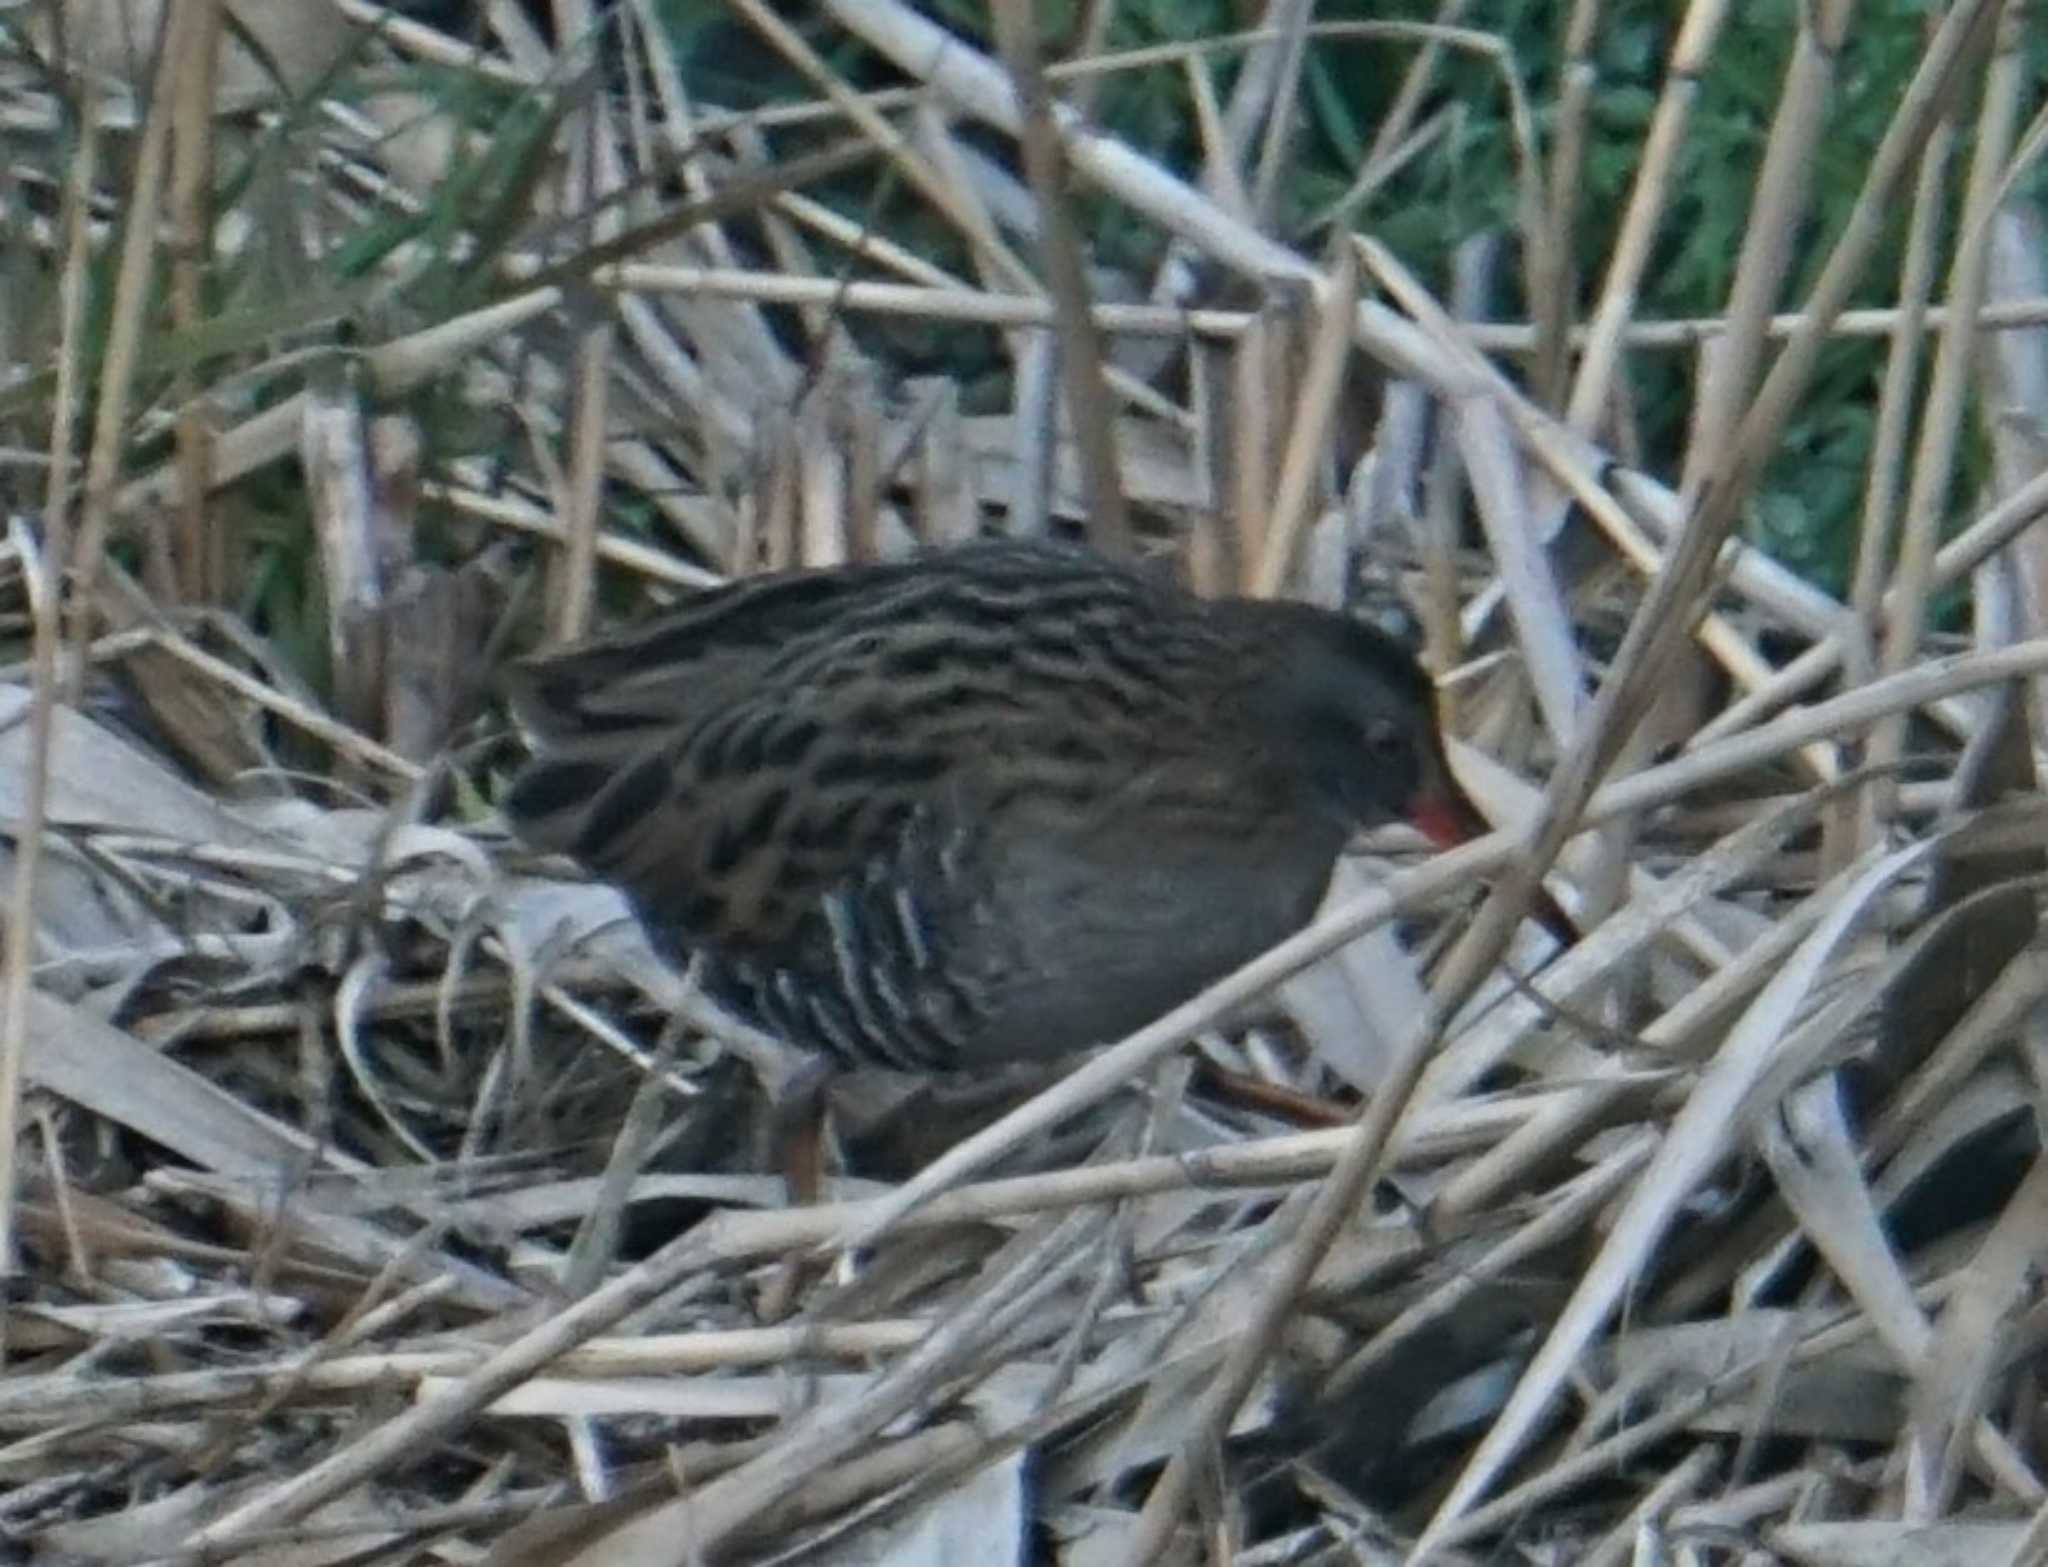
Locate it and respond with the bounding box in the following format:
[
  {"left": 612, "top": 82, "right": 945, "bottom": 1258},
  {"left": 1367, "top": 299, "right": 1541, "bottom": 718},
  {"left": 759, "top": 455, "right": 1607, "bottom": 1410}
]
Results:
[
  {"left": 1563, "top": 0, "right": 1729, "bottom": 437},
  {"left": 526, "top": 258, "right": 2048, "bottom": 347},
  {"left": 120, "top": 623, "right": 423, "bottom": 780},
  {"left": 733, "top": 0, "right": 1037, "bottom": 300},
  {"left": 0, "top": 525, "right": 55, "bottom": 1337},
  {"left": 1243, "top": 0, "right": 1310, "bottom": 227},
  {"left": 1365, "top": 0, "right": 1474, "bottom": 176},
  {"left": 1869, "top": 2, "right": 2029, "bottom": 816},
  {"left": 0, "top": 86, "right": 96, "bottom": 1344},
  {"left": 1364, "top": 237, "right": 1841, "bottom": 782},
  {"left": 548, "top": 38, "right": 624, "bottom": 644},
  {"left": 69, "top": 2, "right": 184, "bottom": 663},
  {"left": 1227, "top": 296, "right": 1288, "bottom": 581},
  {"left": 1839, "top": 28, "right": 1953, "bottom": 856},
  {"left": 1678, "top": 0, "right": 1853, "bottom": 500},
  {"left": 1531, "top": 0, "right": 1600, "bottom": 407},
  {"left": 990, "top": 0, "right": 1131, "bottom": 556},
  {"left": 1435, "top": 0, "right": 2003, "bottom": 1028},
  {"left": 1248, "top": 241, "right": 1357, "bottom": 596},
  {"left": 166, "top": 0, "right": 222, "bottom": 606},
  {"left": 1697, "top": 455, "right": 2048, "bottom": 754}
]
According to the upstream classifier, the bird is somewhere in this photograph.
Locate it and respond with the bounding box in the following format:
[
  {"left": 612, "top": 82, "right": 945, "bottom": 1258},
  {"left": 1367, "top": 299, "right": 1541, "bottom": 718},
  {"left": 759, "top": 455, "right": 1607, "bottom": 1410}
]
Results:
[{"left": 501, "top": 538, "right": 1487, "bottom": 1075}]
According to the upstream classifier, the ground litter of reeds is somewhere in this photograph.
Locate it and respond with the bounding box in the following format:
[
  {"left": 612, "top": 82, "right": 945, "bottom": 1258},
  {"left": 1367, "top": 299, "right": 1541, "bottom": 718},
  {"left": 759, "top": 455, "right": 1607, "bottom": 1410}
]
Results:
[{"left": 4, "top": 2, "right": 2048, "bottom": 1563}]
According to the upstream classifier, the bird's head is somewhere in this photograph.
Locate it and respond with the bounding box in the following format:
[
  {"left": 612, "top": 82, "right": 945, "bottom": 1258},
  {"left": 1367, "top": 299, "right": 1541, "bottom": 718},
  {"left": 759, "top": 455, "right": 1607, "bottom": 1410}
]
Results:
[{"left": 1231, "top": 600, "right": 1480, "bottom": 847}]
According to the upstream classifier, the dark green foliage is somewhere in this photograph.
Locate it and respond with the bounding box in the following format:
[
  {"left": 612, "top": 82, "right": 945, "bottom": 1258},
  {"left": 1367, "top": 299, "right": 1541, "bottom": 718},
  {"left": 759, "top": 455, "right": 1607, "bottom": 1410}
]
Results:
[{"left": 639, "top": 0, "right": 2032, "bottom": 594}]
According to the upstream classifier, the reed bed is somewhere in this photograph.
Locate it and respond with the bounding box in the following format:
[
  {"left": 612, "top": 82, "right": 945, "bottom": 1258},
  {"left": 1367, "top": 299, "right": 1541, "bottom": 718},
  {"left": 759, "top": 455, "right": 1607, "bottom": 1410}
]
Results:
[{"left": 3, "top": 2, "right": 2048, "bottom": 1563}]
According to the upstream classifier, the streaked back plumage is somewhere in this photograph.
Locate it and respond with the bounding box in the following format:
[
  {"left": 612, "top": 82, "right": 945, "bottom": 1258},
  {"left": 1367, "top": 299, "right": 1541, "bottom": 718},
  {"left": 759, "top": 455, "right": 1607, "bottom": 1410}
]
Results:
[{"left": 503, "top": 540, "right": 1449, "bottom": 1069}]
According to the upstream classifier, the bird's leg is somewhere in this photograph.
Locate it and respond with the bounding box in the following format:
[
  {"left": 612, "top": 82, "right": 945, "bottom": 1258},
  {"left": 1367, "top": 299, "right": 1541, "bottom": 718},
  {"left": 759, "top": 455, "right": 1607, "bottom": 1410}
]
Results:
[
  {"left": 756, "top": 1054, "right": 835, "bottom": 1322},
  {"left": 1194, "top": 1063, "right": 1350, "bottom": 1127},
  {"left": 766, "top": 1053, "right": 835, "bottom": 1205}
]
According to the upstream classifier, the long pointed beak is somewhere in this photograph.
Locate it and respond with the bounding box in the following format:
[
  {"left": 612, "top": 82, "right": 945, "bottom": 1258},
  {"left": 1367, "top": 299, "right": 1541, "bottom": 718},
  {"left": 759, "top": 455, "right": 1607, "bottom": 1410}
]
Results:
[
  {"left": 1408, "top": 779, "right": 1492, "bottom": 853},
  {"left": 1404, "top": 724, "right": 1498, "bottom": 850},
  {"left": 1407, "top": 756, "right": 1579, "bottom": 949}
]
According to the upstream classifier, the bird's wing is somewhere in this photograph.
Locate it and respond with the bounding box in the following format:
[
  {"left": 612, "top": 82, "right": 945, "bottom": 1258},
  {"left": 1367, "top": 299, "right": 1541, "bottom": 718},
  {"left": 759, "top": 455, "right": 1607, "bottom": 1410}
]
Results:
[
  {"left": 500, "top": 541, "right": 1218, "bottom": 957},
  {"left": 501, "top": 559, "right": 904, "bottom": 746},
  {"left": 501, "top": 556, "right": 1004, "bottom": 952}
]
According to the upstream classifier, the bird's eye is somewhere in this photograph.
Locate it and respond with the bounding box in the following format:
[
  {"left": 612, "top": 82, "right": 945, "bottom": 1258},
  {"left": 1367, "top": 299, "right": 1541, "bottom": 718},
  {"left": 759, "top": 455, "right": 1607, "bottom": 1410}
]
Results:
[{"left": 1362, "top": 715, "right": 1405, "bottom": 754}]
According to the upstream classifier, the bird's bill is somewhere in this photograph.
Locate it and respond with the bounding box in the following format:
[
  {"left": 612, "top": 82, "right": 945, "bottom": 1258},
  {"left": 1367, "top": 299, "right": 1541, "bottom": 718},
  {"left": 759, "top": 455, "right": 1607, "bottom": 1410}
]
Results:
[
  {"left": 1406, "top": 748, "right": 1495, "bottom": 851},
  {"left": 1408, "top": 788, "right": 1487, "bottom": 851},
  {"left": 1409, "top": 760, "right": 1579, "bottom": 948}
]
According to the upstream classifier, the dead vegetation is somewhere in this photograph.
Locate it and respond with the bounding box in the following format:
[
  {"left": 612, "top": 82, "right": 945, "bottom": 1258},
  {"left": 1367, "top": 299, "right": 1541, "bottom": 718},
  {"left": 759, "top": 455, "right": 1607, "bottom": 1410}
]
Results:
[{"left": 3, "top": 1, "right": 2048, "bottom": 1563}]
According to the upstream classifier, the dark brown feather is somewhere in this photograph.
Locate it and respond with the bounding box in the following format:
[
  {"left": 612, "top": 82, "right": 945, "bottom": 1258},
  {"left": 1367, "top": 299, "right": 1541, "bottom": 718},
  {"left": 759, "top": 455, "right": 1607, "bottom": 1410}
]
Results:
[{"left": 503, "top": 541, "right": 1459, "bottom": 1069}]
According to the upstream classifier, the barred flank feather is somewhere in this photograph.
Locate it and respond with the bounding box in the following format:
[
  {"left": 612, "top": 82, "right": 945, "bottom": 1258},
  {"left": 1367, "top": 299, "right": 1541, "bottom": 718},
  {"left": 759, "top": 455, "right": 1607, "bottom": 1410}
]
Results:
[{"left": 503, "top": 541, "right": 1459, "bottom": 1069}]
